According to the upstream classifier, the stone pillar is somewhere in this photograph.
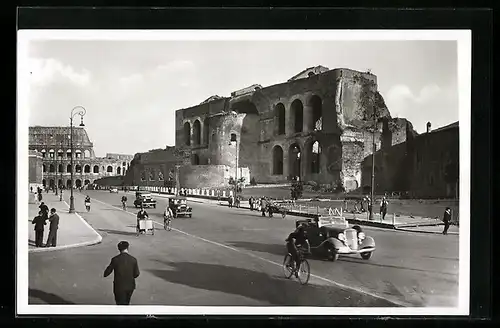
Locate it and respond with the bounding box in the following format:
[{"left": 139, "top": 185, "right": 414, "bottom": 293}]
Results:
[{"left": 303, "top": 104, "right": 313, "bottom": 133}]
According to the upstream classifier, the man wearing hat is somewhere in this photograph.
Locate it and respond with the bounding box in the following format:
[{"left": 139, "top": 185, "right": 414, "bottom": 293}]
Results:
[{"left": 104, "top": 241, "right": 140, "bottom": 305}]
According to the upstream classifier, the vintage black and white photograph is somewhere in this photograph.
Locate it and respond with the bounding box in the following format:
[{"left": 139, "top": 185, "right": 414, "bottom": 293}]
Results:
[{"left": 17, "top": 30, "right": 470, "bottom": 315}]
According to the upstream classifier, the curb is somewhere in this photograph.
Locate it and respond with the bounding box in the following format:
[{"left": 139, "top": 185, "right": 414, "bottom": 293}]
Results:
[
  {"left": 394, "top": 227, "right": 459, "bottom": 235},
  {"left": 28, "top": 199, "right": 103, "bottom": 253}
]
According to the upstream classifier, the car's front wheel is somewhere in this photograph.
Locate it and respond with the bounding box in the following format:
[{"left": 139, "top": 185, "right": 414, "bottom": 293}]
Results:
[
  {"left": 360, "top": 251, "right": 372, "bottom": 260},
  {"left": 326, "top": 245, "right": 339, "bottom": 262}
]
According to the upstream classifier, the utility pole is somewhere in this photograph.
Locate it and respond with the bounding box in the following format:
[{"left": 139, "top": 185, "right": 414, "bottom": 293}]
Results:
[{"left": 175, "top": 164, "right": 181, "bottom": 196}]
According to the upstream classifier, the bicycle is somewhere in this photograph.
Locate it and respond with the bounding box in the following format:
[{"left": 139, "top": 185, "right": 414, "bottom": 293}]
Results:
[
  {"left": 282, "top": 247, "right": 310, "bottom": 285},
  {"left": 122, "top": 201, "right": 127, "bottom": 211}
]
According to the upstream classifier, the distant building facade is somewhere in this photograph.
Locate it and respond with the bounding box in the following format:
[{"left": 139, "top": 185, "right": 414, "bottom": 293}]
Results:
[
  {"left": 29, "top": 126, "right": 133, "bottom": 189},
  {"left": 361, "top": 121, "right": 459, "bottom": 198}
]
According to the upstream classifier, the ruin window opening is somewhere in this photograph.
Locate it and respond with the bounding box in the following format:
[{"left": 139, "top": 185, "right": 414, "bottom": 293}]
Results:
[
  {"left": 75, "top": 179, "right": 82, "bottom": 188},
  {"left": 275, "top": 103, "right": 286, "bottom": 135},
  {"left": 84, "top": 165, "right": 91, "bottom": 173},
  {"left": 67, "top": 164, "right": 72, "bottom": 173},
  {"left": 75, "top": 150, "right": 82, "bottom": 159},
  {"left": 140, "top": 171, "right": 146, "bottom": 181},
  {"left": 93, "top": 165, "right": 99, "bottom": 173},
  {"left": 49, "top": 150, "right": 55, "bottom": 159},
  {"left": 42, "top": 164, "right": 46, "bottom": 173},
  {"left": 107, "top": 166, "right": 113, "bottom": 173},
  {"left": 149, "top": 170, "right": 155, "bottom": 181},
  {"left": 49, "top": 164, "right": 55, "bottom": 173},
  {"left": 58, "top": 164, "right": 63, "bottom": 173},
  {"left": 193, "top": 120, "right": 201, "bottom": 146},
  {"left": 291, "top": 99, "right": 304, "bottom": 133},
  {"left": 183, "top": 122, "right": 191, "bottom": 146},
  {"left": 75, "top": 165, "right": 82, "bottom": 173},
  {"left": 117, "top": 167, "right": 121, "bottom": 175},
  {"left": 66, "top": 150, "right": 72, "bottom": 158},
  {"left": 272, "top": 145, "right": 284, "bottom": 175},
  {"left": 158, "top": 171, "right": 164, "bottom": 181},
  {"left": 310, "top": 141, "right": 321, "bottom": 174},
  {"left": 310, "top": 95, "right": 323, "bottom": 131},
  {"left": 288, "top": 143, "right": 301, "bottom": 179},
  {"left": 191, "top": 154, "right": 200, "bottom": 165}
]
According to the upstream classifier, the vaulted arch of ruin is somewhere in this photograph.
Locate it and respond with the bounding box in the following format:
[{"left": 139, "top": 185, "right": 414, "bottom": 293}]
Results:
[
  {"left": 193, "top": 120, "right": 201, "bottom": 146},
  {"left": 274, "top": 103, "right": 286, "bottom": 136},
  {"left": 183, "top": 122, "right": 191, "bottom": 146},
  {"left": 84, "top": 165, "right": 91, "bottom": 173},
  {"left": 308, "top": 95, "right": 323, "bottom": 132},
  {"left": 272, "top": 145, "right": 284, "bottom": 175},
  {"left": 288, "top": 143, "right": 301, "bottom": 180},
  {"left": 191, "top": 153, "right": 200, "bottom": 165},
  {"left": 309, "top": 140, "right": 322, "bottom": 174},
  {"left": 290, "top": 99, "right": 304, "bottom": 134},
  {"left": 93, "top": 165, "right": 99, "bottom": 173}
]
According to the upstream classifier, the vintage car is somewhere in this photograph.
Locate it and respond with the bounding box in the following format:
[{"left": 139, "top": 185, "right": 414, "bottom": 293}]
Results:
[
  {"left": 134, "top": 191, "right": 157, "bottom": 208},
  {"left": 296, "top": 216, "right": 376, "bottom": 261},
  {"left": 109, "top": 187, "right": 119, "bottom": 193},
  {"left": 168, "top": 197, "right": 192, "bottom": 218}
]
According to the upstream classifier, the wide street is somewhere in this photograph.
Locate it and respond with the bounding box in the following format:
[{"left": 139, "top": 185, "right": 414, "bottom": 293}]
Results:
[{"left": 28, "top": 190, "right": 459, "bottom": 307}]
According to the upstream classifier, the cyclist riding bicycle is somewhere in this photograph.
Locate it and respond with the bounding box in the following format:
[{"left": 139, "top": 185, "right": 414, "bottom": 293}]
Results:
[
  {"left": 285, "top": 223, "right": 311, "bottom": 273},
  {"left": 136, "top": 207, "right": 149, "bottom": 233},
  {"left": 163, "top": 205, "right": 174, "bottom": 229},
  {"left": 121, "top": 195, "right": 127, "bottom": 208}
]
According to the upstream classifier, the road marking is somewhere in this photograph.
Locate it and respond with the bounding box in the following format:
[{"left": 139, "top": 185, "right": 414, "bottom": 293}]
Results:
[{"left": 90, "top": 196, "right": 408, "bottom": 307}]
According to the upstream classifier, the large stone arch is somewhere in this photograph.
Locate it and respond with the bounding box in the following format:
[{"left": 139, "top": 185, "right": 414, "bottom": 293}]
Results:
[
  {"left": 49, "top": 164, "right": 55, "bottom": 173},
  {"left": 272, "top": 145, "right": 284, "bottom": 175},
  {"left": 75, "top": 179, "right": 82, "bottom": 188},
  {"left": 191, "top": 153, "right": 200, "bottom": 165},
  {"left": 193, "top": 119, "right": 201, "bottom": 146},
  {"left": 290, "top": 99, "right": 304, "bottom": 134},
  {"left": 308, "top": 95, "right": 323, "bottom": 132},
  {"left": 107, "top": 165, "right": 113, "bottom": 173},
  {"left": 93, "top": 165, "right": 99, "bottom": 173},
  {"left": 84, "top": 164, "right": 91, "bottom": 173},
  {"left": 274, "top": 103, "right": 286, "bottom": 136},
  {"left": 117, "top": 167, "right": 121, "bottom": 175},
  {"left": 75, "top": 165, "right": 82, "bottom": 173},
  {"left": 183, "top": 122, "right": 191, "bottom": 146},
  {"left": 309, "top": 140, "right": 322, "bottom": 174},
  {"left": 288, "top": 143, "right": 302, "bottom": 180},
  {"left": 67, "top": 164, "right": 72, "bottom": 173},
  {"left": 58, "top": 164, "right": 64, "bottom": 173}
]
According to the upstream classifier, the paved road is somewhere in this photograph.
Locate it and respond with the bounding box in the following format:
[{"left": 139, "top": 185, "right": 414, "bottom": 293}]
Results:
[{"left": 28, "top": 190, "right": 459, "bottom": 307}]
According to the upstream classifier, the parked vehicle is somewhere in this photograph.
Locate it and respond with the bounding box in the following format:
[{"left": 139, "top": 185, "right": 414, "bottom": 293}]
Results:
[
  {"left": 296, "top": 217, "right": 376, "bottom": 261},
  {"left": 109, "top": 187, "right": 119, "bottom": 193},
  {"left": 133, "top": 191, "right": 157, "bottom": 208},
  {"left": 168, "top": 197, "right": 192, "bottom": 218}
]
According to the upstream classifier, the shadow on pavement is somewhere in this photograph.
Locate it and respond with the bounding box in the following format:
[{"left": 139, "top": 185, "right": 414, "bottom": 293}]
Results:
[
  {"left": 98, "top": 229, "right": 137, "bottom": 236},
  {"left": 226, "top": 241, "right": 285, "bottom": 257},
  {"left": 148, "top": 260, "right": 397, "bottom": 307},
  {"left": 29, "top": 289, "right": 75, "bottom": 304},
  {"left": 28, "top": 239, "right": 36, "bottom": 246},
  {"left": 339, "top": 257, "right": 458, "bottom": 276}
]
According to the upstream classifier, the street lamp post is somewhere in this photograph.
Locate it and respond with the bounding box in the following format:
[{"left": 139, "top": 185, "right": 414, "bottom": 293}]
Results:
[
  {"left": 369, "top": 110, "right": 377, "bottom": 220},
  {"left": 229, "top": 134, "right": 238, "bottom": 193},
  {"left": 69, "top": 106, "right": 86, "bottom": 213}
]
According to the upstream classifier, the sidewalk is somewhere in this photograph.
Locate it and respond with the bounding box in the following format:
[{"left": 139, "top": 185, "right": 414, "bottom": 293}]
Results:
[
  {"left": 395, "top": 224, "right": 459, "bottom": 235},
  {"left": 28, "top": 192, "right": 102, "bottom": 253}
]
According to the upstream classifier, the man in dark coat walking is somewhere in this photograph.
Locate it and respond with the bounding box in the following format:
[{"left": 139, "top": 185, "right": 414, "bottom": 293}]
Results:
[
  {"left": 45, "top": 208, "right": 59, "bottom": 247},
  {"left": 442, "top": 207, "right": 452, "bottom": 235},
  {"left": 32, "top": 211, "right": 46, "bottom": 247},
  {"left": 104, "top": 241, "right": 140, "bottom": 305},
  {"left": 39, "top": 202, "right": 49, "bottom": 219}
]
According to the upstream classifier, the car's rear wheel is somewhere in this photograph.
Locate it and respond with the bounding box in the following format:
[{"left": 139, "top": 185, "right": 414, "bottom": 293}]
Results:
[
  {"left": 360, "top": 251, "right": 372, "bottom": 260},
  {"left": 326, "top": 245, "right": 339, "bottom": 262}
]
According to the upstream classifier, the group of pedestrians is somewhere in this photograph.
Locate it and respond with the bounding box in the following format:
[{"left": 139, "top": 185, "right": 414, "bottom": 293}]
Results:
[{"left": 31, "top": 202, "right": 59, "bottom": 248}]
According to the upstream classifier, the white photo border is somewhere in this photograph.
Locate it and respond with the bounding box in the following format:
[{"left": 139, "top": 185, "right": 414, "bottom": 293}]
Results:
[{"left": 16, "top": 29, "right": 471, "bottom": 316}]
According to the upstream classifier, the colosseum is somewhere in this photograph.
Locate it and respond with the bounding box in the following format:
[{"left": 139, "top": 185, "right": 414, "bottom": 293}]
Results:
[
  {"left": 174, "top": 66, "right": 416, "bottom": 191},
  {"left": 28, "top": 126, "right": 133, "bottom": 190}
]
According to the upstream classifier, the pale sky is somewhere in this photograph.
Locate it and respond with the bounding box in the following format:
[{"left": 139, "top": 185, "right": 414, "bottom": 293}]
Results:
[{"left": 26, "top": 39, "right": 458, "bottom": 157}]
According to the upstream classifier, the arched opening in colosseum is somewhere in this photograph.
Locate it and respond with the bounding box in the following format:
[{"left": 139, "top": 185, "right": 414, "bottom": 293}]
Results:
[
  {"left": 49, "top": 179, "right": 55, "bottom": 189},
  {"left": 84, "top": 165, "right": 91, "bottom": 173},
  {"left": 122, "top": 161, "right": 126, "bottom": 167},
  {"left": 275, "top": 103, "right": 286, "bottom": 135},
  {"left": 231, "top": 100, "right": 259, "bottom": 115},
  {"left": 41, "top": 150, "right": 46, "bottom": 158},
  {"left": 42, "top": 179, "right": 46, "bottom": 187},
  {"left": 66, "top": 150, "right": 72, "bottom": 158},
  {"left": 107, "top": 165, "right": 113, "bottom": 173},
  {"left": 183, "top": 122, "right": 191, "bottom": 146},
  {"left": 203, "top": 119, "right": 210, "bottom": 144},
  {"left": 75, "top": 165, "right": 82, "bottom": 173},
  {"left": 117, "top": 167, "right": 121, "bottom": 175},
  {"left": 291, "top": 99, "right": 304, "bottom": 133},
  {"left": 191, "top": 154, "right": 200, "bottom": 165},
  {"left": 49, "top": 164, "right": 55, "bottom": 173},
  {"left": 43, "top": 164, "right": 46, "bottom": 173},
  {"left": 67, "top": 164, "right": 72, "bottom": 173},
  {"left": 58, "top": 179, "right": 63, "bottom": 188},
  {"left": 48, "top": 149, "right": 55, "bottom": 159},
  {"left": 84, "top": 179, "right": 90, "bottom": 185},
  {"left": 58, "top": 164, "right": 64, "bottom": 173},
  {"left": 193, "top": 120, "right": 201, "bottom": 146},
  {"left": 310, "top": 140, "right": 322, "bottom": 174},
  {"left": 93, "top": 165, "right": 99, "bottom": 173},
  {"left": 84, "top": 149, "right": 91, "bottom": 158},
  {"left": 309, "top": 95, "right": 323, "bottom": 131},
  {"left": 75, "top": 179, "right": 82, "bottom": 188},
  {"left": 288, "top": 143, "right": 301, "bottom": 179},
  {"left": 75, "top": 150, "right": 82, "bottom": 159},
  {"left": 272, "top": 145, "right": 284, "bottom": 175},
  {"left": 65, "top": 180, "right": 71, "bottom": 188},
  {"left": 57, "top": 150, "right": 63, "bottom": 158}
]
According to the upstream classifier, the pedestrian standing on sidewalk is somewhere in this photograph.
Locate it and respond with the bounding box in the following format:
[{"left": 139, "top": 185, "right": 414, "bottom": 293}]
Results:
[
  {"left": 380, "top": 196, "right": 388, "bottom": 220},
  {"left": 45, "top": 208, "right": 59, "bottom": 247},
  {"left": 249, "top": 196, "right": 254, "bottom": 211},
  {"left": 442, "top": 207, "right": 452, "bottom": 235},
  {"left": 32, "top": 211, "right": 46, "bottom": 247},
  {"left": 367, "top": 197, "right": 373, "bottom": 219},
  {"left": 104, "top": 241, "right": 140, "bottom": 305}
]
